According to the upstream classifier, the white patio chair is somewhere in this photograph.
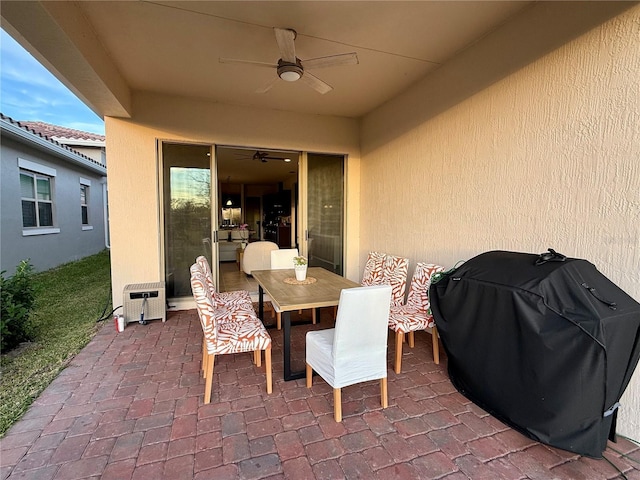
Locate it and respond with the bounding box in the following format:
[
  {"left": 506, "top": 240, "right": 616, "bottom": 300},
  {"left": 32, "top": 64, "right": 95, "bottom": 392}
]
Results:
[
  {"left": 270, "top": 248, "right": 299, "bottom": 269},
  {"left": 305, "top": 285, "right": 392, "bottom": 422},
  {"left": 269, "top": 248, "right": 317, "bottom": 328}
]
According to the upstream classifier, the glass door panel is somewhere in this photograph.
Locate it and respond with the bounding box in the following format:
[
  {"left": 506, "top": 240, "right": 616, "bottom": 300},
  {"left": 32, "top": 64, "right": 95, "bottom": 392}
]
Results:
[
  {"left": 306, "top": 153, "right": 344, "bottom": 274},
  {"left": 162, "top": 143, "right": 213, "bottom": 298}
]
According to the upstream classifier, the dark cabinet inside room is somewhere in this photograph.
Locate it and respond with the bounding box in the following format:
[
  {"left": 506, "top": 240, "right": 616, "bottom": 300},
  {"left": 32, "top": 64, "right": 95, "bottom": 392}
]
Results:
[{"left": 263, "top": 191, "right": 292, "bottom": 248}]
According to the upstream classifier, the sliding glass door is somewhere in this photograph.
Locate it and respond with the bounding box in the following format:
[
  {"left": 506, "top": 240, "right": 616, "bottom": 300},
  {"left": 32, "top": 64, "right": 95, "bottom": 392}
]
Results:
[
  {"left": 161, "top": 143, "right": 215, "bottom": 298},
  {"left": 160, "top": 143, "right": 346, "bottom": 301},
  {"left": 305, "top": 153, "right": 344, "bottom": 275}
]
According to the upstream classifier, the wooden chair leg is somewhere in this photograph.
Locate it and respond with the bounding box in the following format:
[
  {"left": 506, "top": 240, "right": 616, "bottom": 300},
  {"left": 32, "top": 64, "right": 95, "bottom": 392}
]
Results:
[
  {"left": 255, "top": 349, "right": 261, "bottom": 367},
  {"left": 408, "top": 331, "right": 415, "bottom": 348},
  {"left": 312, "top": 308, "right": 317, "bottom": 325},
  {"left": 380, "top": 377, "right": 388, "bottom": 408},
  {"left": 395, "top": 331, "right": 404, "bottom": 374},
  {"left": 432, "top": 326, "right": 440, "bottom": 365},
  {"left": 333, "top": 388, "right": 342, "bottom": 422},
  {"left": 202, "top": 338, "right": 207, "bottom": 378},
  {"left": 204, "top": 353, "right": 215, "bottom": 404},
  {"left": 306, "top": 363, "right": 313, "bottom": 388},
  {"left": 265, "top": 347, "right": 272, "bottom": 394},
  {"left": 277, "top": 312, "right": 281, "bottom": 330}
]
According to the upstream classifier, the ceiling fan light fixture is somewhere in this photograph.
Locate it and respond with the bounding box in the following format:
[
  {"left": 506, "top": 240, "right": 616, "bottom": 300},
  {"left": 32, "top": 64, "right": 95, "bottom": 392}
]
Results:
[{"left": 277, "top": 59, "right": 303, "bottom": 82}]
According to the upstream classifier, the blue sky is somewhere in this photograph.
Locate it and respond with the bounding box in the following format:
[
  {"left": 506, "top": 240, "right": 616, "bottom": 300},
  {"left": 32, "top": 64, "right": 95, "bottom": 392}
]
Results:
[{"left": 1, "top": 29, "right": 105, "bottom": 135}]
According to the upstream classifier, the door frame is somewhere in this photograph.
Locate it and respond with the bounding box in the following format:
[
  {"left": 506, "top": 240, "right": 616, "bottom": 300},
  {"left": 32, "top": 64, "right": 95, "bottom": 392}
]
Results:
[{"left": 158, "top": 140, "right": 217, "bottom": 309}]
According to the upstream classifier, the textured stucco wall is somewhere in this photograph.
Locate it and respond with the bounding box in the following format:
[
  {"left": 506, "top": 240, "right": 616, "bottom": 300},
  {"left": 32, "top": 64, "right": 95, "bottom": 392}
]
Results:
[{"left": 360, "top": 7, "right": 640, "bottom": 438}]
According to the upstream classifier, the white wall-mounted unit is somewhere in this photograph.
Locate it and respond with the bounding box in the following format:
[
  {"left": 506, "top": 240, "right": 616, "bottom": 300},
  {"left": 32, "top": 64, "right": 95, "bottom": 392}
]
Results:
[{"left": 123, "top": 282, "right": 166, "bottom": 324}]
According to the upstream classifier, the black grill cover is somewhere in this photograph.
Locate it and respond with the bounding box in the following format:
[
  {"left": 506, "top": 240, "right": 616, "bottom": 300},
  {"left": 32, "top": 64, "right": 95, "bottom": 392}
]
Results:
[{"left": 430, "top": 250, "right": 640, "bottom": 458}]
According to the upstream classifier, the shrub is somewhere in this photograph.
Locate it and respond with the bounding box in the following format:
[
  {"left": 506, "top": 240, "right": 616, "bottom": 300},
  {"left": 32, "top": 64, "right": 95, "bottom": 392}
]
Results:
[{"left": 0, "top": 260, "right": 36, "bottom": 352}]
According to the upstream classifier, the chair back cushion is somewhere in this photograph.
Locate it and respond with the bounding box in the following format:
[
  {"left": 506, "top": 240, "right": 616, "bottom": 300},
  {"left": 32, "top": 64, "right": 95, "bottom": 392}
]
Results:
[
  {"left": 189, "top": 266, "right": 217, "bottom": 348},
  {"left": 383, "top": 255, "right": 409, "bottom": 307},
  {"left": 332, "top": 285, "right": 392, "bottom": 386},
  {"left": 361, "top": 251, "right": 386, "bottom": 285},
  {"left": 195, "top": 255, "right": 217, "bottom": 293},
  {"left": 242, "top": 241, "right": 279, "bottom": 275},
  {"left": 406, "top": 263, "right": 446, "bottom": 311},
  {"left": 270, "top": 248, "right": 299, "bottom": 270}
]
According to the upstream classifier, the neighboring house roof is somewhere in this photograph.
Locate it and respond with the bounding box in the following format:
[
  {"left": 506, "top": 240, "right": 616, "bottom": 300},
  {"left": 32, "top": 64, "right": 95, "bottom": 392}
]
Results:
[
  {"left": 0, "top": 113, "right": 106, "bottom": 175},
  {"left": 18, "top": 121, "right": 105, "bottom": 146}
]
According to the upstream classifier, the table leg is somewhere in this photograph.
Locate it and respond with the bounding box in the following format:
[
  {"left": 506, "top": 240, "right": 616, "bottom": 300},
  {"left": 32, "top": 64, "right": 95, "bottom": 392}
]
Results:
[
  {"left": 258, "top": 285, "right": 264, "bottom": 321},
  {"left": 283, "top": 310, "right": 305, "bottom": 381}
]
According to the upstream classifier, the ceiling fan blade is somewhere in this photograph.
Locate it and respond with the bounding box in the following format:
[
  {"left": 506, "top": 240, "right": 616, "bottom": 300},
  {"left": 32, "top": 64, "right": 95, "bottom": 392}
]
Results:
[
  {"left": 255, "top": 76, "right": 279, "bottom": 94},
  {"left": 219, "top": 57, "right": 277, "bottom": 68},
  {"left": 274, "top": 28, "right": 297, "bottom": 63},
  {"left": 301, "top": 52, "right": 359, "bottom": 70},
  {"left": 300, "top": 72, "right": 332, "bottom": 95}
]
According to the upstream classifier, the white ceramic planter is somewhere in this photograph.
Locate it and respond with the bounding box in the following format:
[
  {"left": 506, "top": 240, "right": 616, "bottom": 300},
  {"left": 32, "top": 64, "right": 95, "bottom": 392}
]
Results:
[{"left": 294, "top": 265, "right": 307, "bottom": 281}]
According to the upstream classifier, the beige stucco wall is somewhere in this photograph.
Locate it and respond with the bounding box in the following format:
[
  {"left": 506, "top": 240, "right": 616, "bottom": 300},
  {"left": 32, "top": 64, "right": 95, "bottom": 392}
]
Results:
[
  {"left": 105, "top": 91, "right": 361, "bottom": 308},
  {"left": 361, "top": 6, "right": 639, "bottom": 439}
]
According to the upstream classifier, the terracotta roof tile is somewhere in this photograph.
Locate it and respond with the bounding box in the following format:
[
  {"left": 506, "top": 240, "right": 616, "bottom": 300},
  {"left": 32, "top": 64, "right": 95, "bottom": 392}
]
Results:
[
  {"left": 0, "top": 113, "right": 105, "bottom": 169},
  {"left": 17, "top": 120, "right": 105, "bottom": 142}
]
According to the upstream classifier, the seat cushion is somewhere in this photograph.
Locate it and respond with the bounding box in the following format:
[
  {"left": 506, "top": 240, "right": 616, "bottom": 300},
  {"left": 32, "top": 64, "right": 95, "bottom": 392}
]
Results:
[
  {"left": 210, "top": 317, "right": 271, "bottom": 355},
  {"left": 306, "top": 329, "right": 336, "bottom": 386},
  {"left": 214, "top": 302, "right": 258, "bottom": 324},
  {"left": 388, "top": 305, "right": 434, "bottom": 333}
]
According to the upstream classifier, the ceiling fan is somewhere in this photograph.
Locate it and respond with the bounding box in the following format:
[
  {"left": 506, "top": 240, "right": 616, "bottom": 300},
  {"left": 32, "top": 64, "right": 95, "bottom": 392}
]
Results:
[
  {"left": 235, "top": 150, "right": 292, "bottom": 163},
  {"left": 220, "top": 27, "right": 358, "bottom": 95}
]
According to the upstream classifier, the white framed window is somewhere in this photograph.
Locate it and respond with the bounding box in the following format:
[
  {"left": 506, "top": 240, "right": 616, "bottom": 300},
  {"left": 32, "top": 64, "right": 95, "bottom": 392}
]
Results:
[
  {"left": 20, "top": 171, "right": 54, "bottom": 228},
  {"left": 80, "top": 177, "right": 92, "bottom": 229},
  {"left": 19, "top": 159, "right": 59, "bottom": 236}
]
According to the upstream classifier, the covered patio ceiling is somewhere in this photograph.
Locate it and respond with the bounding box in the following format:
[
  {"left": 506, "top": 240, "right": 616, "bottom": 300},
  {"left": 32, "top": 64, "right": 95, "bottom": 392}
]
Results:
[{"left": 1, "top": 1, "right": 633, "bottom": 122}]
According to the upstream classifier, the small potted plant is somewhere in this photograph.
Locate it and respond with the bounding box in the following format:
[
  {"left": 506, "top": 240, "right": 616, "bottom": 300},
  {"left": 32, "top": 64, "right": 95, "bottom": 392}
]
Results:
[{"left": 293, "top": 256, "right": 308, "bottom": 281}]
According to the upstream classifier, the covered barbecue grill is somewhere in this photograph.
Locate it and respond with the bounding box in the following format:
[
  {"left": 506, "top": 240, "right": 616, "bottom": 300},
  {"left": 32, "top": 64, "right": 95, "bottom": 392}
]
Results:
[{"left": 430, "top": 250, "right": 640, "bottom": 458}]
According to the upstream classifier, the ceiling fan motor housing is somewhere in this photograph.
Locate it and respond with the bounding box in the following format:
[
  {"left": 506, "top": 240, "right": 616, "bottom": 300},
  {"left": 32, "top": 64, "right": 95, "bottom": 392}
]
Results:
[{"left": 277, "top": 59, "right": 303, "bottom": 81}]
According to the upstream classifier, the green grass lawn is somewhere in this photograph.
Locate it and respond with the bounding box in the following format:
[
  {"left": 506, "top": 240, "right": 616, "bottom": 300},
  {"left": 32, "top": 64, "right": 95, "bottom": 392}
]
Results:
[{"left": 0, "top": 250, "right": 112, "bottom": 437}]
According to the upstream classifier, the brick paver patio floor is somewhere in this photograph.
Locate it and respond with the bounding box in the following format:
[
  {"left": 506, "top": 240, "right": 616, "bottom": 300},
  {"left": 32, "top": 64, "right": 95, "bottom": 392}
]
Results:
[{"left": 1, "top": 308, "right": 639, "bottom": 479}]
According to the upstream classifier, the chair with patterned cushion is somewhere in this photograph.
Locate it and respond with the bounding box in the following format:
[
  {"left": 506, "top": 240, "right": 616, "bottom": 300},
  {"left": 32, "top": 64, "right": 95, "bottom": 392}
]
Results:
[
  {"left": 190, "top": 268, "right": 272, "bottom": 404},
  {"left": 361, "top": 251, "right": 386, "bottom": 286},
  {"left": 195, "top": 255, "right": 252, "bottom": 307},
  {"left": 193, "top": 258, "right": 256, "bottom": 376},
  {"left": 388, "top": 262, "right": 445, "bottom": 373},
  {"left": 382, "top": 254, "right": 409, "bottom": 307},
  {"left": 306, "top": 285, "right": 392, "bottom": 422},
  {"left": 361, "top": 252, "right": 408, "bottom": 307}
]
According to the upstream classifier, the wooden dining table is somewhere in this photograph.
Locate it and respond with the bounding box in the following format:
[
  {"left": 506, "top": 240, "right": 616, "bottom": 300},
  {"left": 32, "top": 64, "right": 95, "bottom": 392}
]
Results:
[{"left": 251, "top": 267, "right": 361, "bottom": 381}]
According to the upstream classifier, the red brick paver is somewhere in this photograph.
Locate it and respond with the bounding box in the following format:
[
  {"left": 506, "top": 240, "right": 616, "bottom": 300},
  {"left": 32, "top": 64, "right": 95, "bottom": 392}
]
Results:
[{"left": 1, "top": 309, "right": 639, "bottom": 479}]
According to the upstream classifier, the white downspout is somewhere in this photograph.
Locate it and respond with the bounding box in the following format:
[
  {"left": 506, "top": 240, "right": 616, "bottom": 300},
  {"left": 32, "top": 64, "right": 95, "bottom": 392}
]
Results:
[{"left": 102, "top": 177, "right": 110, "bottom": 249}]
